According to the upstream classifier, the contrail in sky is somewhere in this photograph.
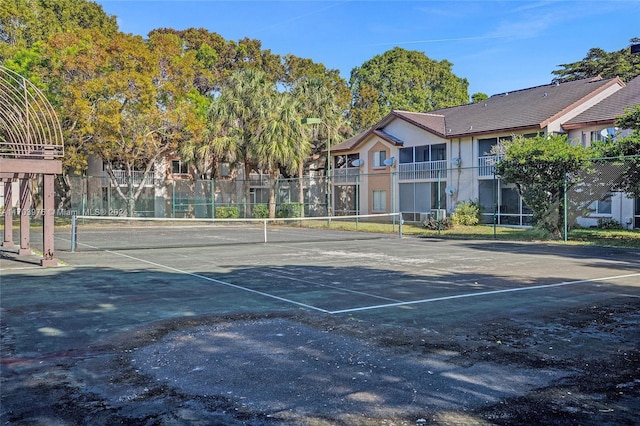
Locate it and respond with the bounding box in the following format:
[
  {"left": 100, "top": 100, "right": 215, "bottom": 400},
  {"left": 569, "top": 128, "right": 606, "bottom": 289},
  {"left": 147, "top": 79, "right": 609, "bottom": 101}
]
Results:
[{"left": 368, "top": 34, "right": 512, "bottom": 47}]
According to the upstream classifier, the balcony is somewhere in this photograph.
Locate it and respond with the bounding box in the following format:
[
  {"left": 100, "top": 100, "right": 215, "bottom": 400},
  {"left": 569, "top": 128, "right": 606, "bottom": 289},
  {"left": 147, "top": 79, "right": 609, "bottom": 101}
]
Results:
[
  {"left": 249, "top": 173, "right": 270, "bottom": 187},
  {"left": 398, "top": 160, "right": 447, "bottom": 181},
  {"left": 110, "top": 170, "right": 154, "bottom": 187},
  {"left": 478, "top": 155, "right": 501, "bottom": 177},
  {"left": 332, "top": 167, "right": 360, "bottom": 184}
]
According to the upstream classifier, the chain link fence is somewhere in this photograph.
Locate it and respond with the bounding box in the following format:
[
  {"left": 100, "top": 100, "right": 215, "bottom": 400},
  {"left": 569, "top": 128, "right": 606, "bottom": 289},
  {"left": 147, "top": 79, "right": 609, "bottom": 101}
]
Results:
[
  {"left": 566, "top": 156, "right": 640, "bottom": 233},
  {"left": 5, "top": 156, "right": 636, "bottom": 238},
  {"left": 52, "top": 174, "right": 330, "bottom": 219}
]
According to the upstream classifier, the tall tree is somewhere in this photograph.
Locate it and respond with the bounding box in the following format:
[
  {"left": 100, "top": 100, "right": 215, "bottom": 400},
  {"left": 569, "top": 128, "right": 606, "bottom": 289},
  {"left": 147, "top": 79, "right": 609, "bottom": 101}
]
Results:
[
  {"left": 283, "top": 54, "right": 351, "bottom": 110},
  {"left": 255, "top": 92, "right": 304, "bottom": 218},
  {"left": 0, "top": 0, "right": 118, "bottom": 60},
  {"left": 207, "top": 68, "right": 272, "bottom": 216},
  {"left": 495, "top": 134, "right": 590, "bottom": 238},
  {"left": 349, "top": 47, "right": 469, "bottom": 130},
  {"left": 25, "top": 29, "right": 197, "bottom": 216},
  {"left": 552, "top": 38, "right": 640, "bottom": 83}
]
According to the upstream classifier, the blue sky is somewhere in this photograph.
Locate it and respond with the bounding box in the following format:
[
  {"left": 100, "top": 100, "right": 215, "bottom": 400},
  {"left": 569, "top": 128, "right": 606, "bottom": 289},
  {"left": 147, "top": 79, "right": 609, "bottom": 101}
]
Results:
[{"left": 95, "top": 0, "right": 639, "bottom": 98}]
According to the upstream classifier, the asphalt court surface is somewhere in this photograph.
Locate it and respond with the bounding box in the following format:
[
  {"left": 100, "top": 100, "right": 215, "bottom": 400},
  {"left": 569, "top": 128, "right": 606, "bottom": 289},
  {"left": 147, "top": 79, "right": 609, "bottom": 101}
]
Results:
[
  {"left": 2, "top": 233, "right": 639, "bottom": 371},
  {"left": 4, "top": 231, "right": 639, "bottom": 321},
  {"left": 2, "top": 230, "right": 640, "bottom": 424}
]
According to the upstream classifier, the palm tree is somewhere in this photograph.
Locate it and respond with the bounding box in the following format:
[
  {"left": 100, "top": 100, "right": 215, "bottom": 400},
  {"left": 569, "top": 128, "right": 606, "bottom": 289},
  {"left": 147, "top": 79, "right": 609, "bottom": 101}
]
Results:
[
  {"left": 255, "top": 91, "right": 304, "bottom": 218},
  {"left": 207, "top": 68, "right": 271, "bottom": 216},
  {"left": 292, "top": 77, "right": 346, "bottom": 212}
]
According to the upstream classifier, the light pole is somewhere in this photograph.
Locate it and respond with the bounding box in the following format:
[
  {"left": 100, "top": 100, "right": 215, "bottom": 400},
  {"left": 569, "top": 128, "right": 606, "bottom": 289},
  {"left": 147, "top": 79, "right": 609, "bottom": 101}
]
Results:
[{"left": 301, "top": 117, "right": 332, "bottom": 217}]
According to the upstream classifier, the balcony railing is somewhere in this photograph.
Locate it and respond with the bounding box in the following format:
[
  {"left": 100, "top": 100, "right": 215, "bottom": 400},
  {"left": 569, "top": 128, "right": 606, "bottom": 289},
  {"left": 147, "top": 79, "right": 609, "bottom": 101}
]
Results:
[
  {"left": 249, "top": 173, "right": 270, "bottom": 187},
  {"left": 110, "top": 170, "right": 154, "bottom": 187},
  {"left": 478, "top": 155, "right": 501, "bottom": 177},
  {"left": 398, "top": 160, "right": 447, "bottom": 181},
  {"left": 332, "top": 167, "right": 360, "bottom": 184}
]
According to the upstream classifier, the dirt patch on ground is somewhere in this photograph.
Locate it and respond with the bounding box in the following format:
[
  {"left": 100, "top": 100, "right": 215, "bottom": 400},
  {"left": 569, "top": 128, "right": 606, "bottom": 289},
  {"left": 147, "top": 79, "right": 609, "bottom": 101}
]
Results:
[{"left": 1, "top": 300, "right": 639, "bottom": 425}]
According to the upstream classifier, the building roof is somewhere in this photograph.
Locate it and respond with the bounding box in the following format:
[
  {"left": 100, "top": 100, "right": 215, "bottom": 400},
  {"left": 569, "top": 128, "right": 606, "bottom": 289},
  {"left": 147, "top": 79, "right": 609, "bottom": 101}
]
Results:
[
  {"left": 333, "top": 76, "right": 630, "bottom": 153},
  {"left": 435, "top": 76, "right": 624, "bottom": 137},
  {"left": 563, "top": 76, "right": 640, "bottom": 129}
]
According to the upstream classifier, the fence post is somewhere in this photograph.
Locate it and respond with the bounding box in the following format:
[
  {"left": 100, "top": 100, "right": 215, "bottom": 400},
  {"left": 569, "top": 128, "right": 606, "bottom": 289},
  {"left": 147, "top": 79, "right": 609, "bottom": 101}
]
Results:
[
  {"left": 437, "top": 169, "right": 442, "bottom": 235},
  {"left": 493, "top": 173, "right": 498, "bottom": 239},
  {"left": 81, "top": 176, "right": 87, "bottom": 220},
  {"left": 211, "top": 177, "right": 216, "bottom": 219},
  {"left": 70, "top": 214, "right": 77, "bottom": 252},
  {"left": 171, "top": 180, "right": 174, "bottom": 218},
  {"left": 564, "top": 170, "right": 568, "bottom": 243},
  {"left": 128, "top": 174, "right": 134, "bottom": 217}
]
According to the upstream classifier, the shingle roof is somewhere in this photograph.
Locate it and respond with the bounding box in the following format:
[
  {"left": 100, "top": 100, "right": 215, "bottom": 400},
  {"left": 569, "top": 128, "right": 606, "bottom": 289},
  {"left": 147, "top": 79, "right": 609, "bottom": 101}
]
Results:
[
  {"left": 333, "top": 76, "right": 629, "bottom": 153},
  {"left": 434, "top": 76, "right": 624, "bottom": 137},
  {"left": 391, "top": 111, "right": 446, "bottom": 137},
  {"left": 563, "top": 76, "right": 640, "bottom": 128},
  {"left": 331, "top": 130, "right": 367, "bottom": 152}
]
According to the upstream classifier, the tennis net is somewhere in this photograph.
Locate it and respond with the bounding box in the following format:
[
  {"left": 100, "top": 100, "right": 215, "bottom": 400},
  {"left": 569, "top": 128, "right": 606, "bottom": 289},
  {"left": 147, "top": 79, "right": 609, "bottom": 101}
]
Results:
[{"left": 67, "top": 213, "right": 402, "bottom": 251}]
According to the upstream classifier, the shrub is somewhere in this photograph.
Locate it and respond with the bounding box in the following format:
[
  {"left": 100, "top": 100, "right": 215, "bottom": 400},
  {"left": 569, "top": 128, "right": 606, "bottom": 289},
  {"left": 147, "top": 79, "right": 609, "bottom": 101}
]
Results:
[
  {"left": 215, "top": 206, "right": 239, "bottom": 219},
  {"left": 277, "top": 202, "right": 304, "bottom": 218},
  {"left": 252, "top": 203, "right": 269, "bottom": 218},
  {"left": 451, "top": 200, "right": 481, "bottom": 226},
  {"left": 597, "top": 217, "right": 623, "bottom": 230},
  {"left": 422, "top": 217, "right": 453, "bottom": 230}
]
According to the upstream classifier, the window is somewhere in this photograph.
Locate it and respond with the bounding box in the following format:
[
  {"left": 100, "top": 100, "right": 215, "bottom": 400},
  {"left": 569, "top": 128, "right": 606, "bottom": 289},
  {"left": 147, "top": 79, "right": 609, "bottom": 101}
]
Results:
[
  {"left": 478, "top": 138, "right": 497, "bottom": 156},
  {"left": 219, "top": 162, "right": 231, "bottom": 177},
  {"left": 171, "top": 160, "right": 188, "bottom": 175},
  {"left": 400, "top": 144, "right": 447, "bottom": 163},
  {"left": 591, "top": 193, "right": 612, "bottom": 215},
  {"left": 479, "top": 137, "right": 511, "bottom": 156},
  {"left": 373, "top": 150, "right": 387, "bottom": 168},
  {"left": 372, "top": 190, "right": 386, "bottom": 212},
  {"left": 431, "top": 144, "right": 446, "bottom": 161},
  {"left": 415, "top": 145, "right": 429, "bottom": 162},
  {"left": 400, "top": 147, "right": 413, "bottom": 163},
  {"left": 335, "top": 154, "right": 360, "bottom": 169},
  {"left": 430, "top": 181, "right": 446, "bottom": 211}
]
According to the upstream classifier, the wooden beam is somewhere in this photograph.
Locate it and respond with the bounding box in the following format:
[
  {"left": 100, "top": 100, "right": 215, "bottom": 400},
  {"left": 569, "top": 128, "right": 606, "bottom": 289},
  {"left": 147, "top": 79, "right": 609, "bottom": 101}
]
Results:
[{"left": 0, "top": 158, "right": 62, "bottom": 175}]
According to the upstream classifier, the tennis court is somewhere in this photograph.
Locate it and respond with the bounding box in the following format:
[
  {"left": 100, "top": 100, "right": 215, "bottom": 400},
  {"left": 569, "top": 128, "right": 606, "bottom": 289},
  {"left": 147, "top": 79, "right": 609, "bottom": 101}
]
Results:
[
  {"left": 55, "top": 216, "right": 640, "bottom": 317},
  {"left": 1, "top": 221, "right": 639, "bottom": 424}
]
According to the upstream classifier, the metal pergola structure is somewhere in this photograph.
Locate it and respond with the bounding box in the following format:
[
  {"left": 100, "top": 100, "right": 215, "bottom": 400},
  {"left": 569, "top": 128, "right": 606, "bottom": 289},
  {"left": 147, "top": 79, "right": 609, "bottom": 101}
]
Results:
[{"left": 0, "top": 66, "right": 64, "bottom": 266}]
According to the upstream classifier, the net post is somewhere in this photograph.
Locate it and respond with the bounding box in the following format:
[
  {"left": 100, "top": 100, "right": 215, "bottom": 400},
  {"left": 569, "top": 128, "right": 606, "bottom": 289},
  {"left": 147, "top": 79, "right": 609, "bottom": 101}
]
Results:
[
  {"left": 71, "top": 213, "right": 77, "bottom": 252},
  {"left": 263, "top": 219, "right": 268, "bottom": 243}
]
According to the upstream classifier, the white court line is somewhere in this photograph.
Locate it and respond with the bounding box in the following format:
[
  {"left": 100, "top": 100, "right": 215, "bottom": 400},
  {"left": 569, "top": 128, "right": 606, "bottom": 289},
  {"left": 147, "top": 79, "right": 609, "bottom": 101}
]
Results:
[
  {"left": 104, "top": 251, "right": 332, "bottom": 314},
  {"left": 329, "top": 273, "right": 640, "bottom": 314},
  {"left": 260, "top": 270, "right": 404, "bottom": 303},
  {"left": 60, "top": 242, "right": 640, "bottom": 316}
]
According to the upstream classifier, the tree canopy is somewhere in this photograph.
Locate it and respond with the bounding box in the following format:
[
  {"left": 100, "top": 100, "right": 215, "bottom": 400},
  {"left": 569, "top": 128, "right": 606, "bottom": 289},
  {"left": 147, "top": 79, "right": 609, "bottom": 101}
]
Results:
[
  {"left": 495, "top": 134, "right": 591, "bottom": 238},
  {"left": 0, "top": 0, "right": 118, "bottom": 61},
  {"left": 590, "top": 105, "right": 640, "bottom": 197},
  {"left": 349, "top": 47, "right": 469, "bottom": 131},
  {"left": 552, "top": 38, "right": 640, "bottom": 83}
]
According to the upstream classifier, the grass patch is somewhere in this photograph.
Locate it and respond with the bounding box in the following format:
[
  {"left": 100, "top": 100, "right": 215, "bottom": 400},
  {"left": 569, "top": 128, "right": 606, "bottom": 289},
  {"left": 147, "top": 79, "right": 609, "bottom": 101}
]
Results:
[
  {"left": 304, "top": 219, "right": 640, "bottom": 249},
  {"left": 568, "top": 228, "right": 640, "bottom": 248},
  {"left": 4, "top": 216, "right": 639, "bottom": 249}
]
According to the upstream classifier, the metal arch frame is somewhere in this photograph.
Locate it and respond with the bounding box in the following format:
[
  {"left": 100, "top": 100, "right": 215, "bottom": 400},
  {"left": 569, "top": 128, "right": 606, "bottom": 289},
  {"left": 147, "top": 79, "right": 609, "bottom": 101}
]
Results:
[
  {"left": 0, "top": 67, "right": 64, "bottom": 158},
  {"left": 1, "top": 66, "right": 64, "bottom": 266}
]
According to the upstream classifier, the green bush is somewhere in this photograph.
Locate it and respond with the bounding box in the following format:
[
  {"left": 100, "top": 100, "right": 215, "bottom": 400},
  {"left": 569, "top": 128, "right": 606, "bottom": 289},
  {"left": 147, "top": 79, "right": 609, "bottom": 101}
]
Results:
[
  {"left": 597, "top": 217, "right": 623, "bottom": 230},
  {"left": 252, "top": 203, "right": 269, "bottom": 218},
  {"left": 451, "top": 200, "right": 481, "bottom": 226},
  {"left": 277, "top": 202, "right": 304, "bottom": 218},
  {"left": 215, "top": 206, "right": 239, "bottom": 219}
]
